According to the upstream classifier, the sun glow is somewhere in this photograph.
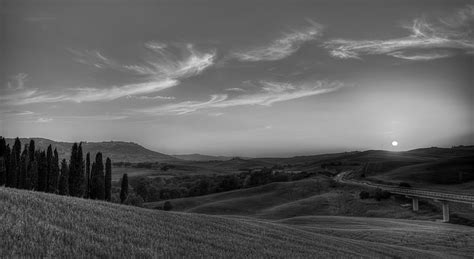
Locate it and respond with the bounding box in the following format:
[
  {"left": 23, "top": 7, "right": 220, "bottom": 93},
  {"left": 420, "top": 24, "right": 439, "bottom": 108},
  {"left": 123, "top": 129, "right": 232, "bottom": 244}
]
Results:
[{"left": 391, "top": 141, "right": 398, "bottom": 147}]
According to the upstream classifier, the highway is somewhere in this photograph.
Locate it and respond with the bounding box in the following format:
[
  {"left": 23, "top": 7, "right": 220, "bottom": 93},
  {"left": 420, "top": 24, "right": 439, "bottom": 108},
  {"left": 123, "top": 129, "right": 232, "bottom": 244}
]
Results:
[{"left": 335, "top": 171, "right": 474, "bottom": 205}]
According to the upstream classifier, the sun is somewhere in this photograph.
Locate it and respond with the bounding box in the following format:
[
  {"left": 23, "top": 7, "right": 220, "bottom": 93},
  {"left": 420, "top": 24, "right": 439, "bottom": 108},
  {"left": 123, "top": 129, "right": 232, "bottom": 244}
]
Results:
[{"left": 391, "top": 141, "right": 398, "bottom": 147}]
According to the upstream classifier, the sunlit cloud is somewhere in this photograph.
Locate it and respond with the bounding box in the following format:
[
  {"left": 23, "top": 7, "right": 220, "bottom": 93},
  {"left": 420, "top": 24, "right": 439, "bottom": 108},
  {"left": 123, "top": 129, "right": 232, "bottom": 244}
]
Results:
[
  {"left": 125, "top": 95, "right": 176, "bottom": 100},
  {"left": 70, "top": 43, "right": 215, "bottom": 79},
  {"left": 4, "top": 80, "right": 178, "bottom": 105},
  {"left": 123, "top": 43, "right": 216, "bottom": 79},
  {"left": 5, "top": 44, "right": 215, "bottom": 105},
  {"left": 136, "top": 80, "right": 343, "bottom": 115},
  {"left": 324, "top": 5, "right": 474, "bottom": 60},
  {"left": 232, "top": 20, "right": 324, "bottom": 62},
  {"left": 387, "top": 50, "right": 456, "bottom": 60}
]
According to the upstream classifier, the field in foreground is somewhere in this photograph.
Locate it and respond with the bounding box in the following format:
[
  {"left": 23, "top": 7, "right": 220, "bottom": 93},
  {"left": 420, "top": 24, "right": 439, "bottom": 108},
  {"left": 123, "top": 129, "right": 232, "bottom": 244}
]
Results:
[{"left": 1, "top": 188, "right": 473, "bottom": 257}]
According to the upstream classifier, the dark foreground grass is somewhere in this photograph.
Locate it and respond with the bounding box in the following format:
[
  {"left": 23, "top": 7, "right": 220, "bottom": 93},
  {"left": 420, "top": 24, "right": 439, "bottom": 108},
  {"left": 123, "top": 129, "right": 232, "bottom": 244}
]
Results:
[{"left": 1, "top": 187, "right": 472, "bottom": 258}]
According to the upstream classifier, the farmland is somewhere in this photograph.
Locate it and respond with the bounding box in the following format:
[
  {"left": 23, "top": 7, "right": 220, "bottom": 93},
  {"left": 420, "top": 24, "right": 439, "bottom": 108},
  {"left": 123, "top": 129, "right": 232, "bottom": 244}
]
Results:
[{"left": 1, "top": 187, "right": 473, "bottom": 257}]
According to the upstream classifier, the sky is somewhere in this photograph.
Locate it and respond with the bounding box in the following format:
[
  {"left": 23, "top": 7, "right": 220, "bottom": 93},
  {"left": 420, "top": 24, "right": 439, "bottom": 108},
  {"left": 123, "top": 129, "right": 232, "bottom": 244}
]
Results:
[{"left": 1, "top": 0, "right": 473, "bottom": 157}]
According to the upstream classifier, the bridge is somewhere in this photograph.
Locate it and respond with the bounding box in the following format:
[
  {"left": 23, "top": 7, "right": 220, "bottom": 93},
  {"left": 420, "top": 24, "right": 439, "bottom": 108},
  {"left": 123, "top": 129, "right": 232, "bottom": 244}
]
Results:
[{"left": 335, "top": 171, "right": 474, "bottom": 222}]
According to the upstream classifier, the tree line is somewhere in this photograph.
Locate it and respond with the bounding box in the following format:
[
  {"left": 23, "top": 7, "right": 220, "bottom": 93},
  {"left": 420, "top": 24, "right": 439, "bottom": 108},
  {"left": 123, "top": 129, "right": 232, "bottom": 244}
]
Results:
[
  {"left": 0, "top": 137, "right": 116, "bottom": 201},
  {"left": 129, "top": 168, "right": 316, "bottom": 203}
]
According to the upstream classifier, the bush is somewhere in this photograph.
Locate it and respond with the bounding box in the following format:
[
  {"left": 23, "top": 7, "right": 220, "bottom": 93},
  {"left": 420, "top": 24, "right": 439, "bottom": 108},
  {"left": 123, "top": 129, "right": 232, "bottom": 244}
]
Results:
[
  {"left": 373, "top": 188, "right": 391, "bottom": 201},
  {"left": 359, "top": 191, "right": 370, "bottom": 199},
  {"left": 163, "top": 201, "right": 173, "bottom": 211},
  {"left": 124, "top": 193, "right": 144, "bottom": 207}
]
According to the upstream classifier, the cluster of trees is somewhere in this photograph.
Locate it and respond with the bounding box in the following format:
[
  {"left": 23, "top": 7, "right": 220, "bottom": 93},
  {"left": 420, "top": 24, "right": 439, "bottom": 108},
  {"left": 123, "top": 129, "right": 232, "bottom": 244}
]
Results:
[
  {"left": 359, "top": 188, "right": 391, "bottom": 201},
  {"left": 0, "top": 137, "right": 114, "bottom": 201},
  {"left": 128, "top": 168, "right": 316, "bottom": 203}
]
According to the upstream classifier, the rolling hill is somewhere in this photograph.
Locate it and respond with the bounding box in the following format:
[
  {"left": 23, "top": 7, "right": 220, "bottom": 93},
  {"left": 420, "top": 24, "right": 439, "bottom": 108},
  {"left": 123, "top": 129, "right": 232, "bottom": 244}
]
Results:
[
  {"left": 144, "top": 176, "right": 474, "bottom": 225},
  {"left": 1, "top": 187, "right": 473, "bottom": 257},
  {"left": 4, "top": 138, "right": 178, "bottom": 163},
  {"left": 172, "top": 154, "right": 235, "bottom": 161}
]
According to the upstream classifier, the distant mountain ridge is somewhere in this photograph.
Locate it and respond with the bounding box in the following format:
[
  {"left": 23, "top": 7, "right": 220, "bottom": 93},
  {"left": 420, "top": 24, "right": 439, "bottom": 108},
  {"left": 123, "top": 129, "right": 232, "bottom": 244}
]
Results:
[
  {"left": 4, "top": 138, "right": 178, "bottom": 163},
  {"left": 172, "top": 154, "right": 252, "bottom": 161}
]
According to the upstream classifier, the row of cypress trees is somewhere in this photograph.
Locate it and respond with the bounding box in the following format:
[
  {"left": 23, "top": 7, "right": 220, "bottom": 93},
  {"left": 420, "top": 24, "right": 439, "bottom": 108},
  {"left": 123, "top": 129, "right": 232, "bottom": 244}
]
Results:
[{"left": 0, "top": 137, "right": 112, "bottom": 201}]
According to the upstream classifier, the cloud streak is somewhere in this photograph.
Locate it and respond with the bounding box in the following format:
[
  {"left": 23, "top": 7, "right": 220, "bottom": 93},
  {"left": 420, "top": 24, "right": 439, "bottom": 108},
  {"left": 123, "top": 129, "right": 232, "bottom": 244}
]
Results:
[
  {"left": 136, "top": 80, "right": 343, "bottom": 115},
  {"left": 232, "top": 21, "right": 323, "bottom": 62},
  {"left": 324, "top": 5, "right": 474, "bottom": 60},
  {"left": 4, "top": 44, "right": 215, "bottom": 105}
]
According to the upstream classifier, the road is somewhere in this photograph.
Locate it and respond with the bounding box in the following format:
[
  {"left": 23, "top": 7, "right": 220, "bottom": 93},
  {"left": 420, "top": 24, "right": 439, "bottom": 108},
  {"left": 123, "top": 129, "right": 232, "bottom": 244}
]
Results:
[{"left": 335, "top": 171, "right": 474, "bottom": 205}]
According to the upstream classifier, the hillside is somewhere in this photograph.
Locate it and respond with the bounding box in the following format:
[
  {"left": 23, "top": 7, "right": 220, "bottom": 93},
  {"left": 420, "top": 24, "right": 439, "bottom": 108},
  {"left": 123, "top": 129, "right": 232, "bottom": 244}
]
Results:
[
  {"left": 144, "top": 176, "right": 474, "bottom": 225},
  {"left": 1, "top": 187, "right": 473, "bottom": 257},
  {"left": 5, "top": 138, "right": 178, "bottom": 163},
  {"left": 172, "top": 154, "right": 234, "bottom": 161}
]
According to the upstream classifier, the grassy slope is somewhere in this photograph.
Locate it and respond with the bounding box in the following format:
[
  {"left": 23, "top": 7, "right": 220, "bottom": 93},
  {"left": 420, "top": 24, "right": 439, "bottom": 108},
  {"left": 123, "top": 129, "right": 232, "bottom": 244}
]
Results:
[
  {"left": 1, "top": 188, "right": 473, "bottom": 258},
  {"left": 369, "top": 156, "right": 474, "bottom": 193},
  {"left": 144, "top": 177, "right": 471, "bottom": 223}
]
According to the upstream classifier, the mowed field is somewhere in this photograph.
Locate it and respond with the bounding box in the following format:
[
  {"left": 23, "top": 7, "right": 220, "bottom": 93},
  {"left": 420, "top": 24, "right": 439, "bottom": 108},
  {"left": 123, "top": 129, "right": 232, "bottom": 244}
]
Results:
[{"left": 1, "top": 187, "right": 473, "bottom": 258}]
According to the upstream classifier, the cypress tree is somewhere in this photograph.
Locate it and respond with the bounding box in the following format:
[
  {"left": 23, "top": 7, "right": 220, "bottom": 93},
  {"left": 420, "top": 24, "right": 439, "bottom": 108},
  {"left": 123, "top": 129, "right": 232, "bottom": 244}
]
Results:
[
  {"left": 19, "top": 146, "right": 28, "bottom": 189},
  {"left": 69, "top": 143, "right": 84, "bottom": 197},
  {"left": 28, "top": 140, "right": 35, "bottom": 162},
  {"left": 2, "top": 145, "right": 10, "bottom": 186},
  {"left": 7, "top": 137, "right": 21, "bottom": 187},
  {"left": 85, "top": 152, "right": 91, "bottom": 198},
  {"left": 58, "top": 159, "right": 69, "bottom": 195},
  {"left": 37, "top": 151, "right": 47, "bottom": 192},
  {"left": 46, "top": 145, "right": 53, "bottom": 192},
  {"left": 26, "top": 140, "right": 37, "bottom": 190},
  {"left": 90, "top": 153, "right": 105, "bottom": 200},
  {"left": 120, "top": 173, "right": 128, "bottom": 204},
  {"left": 50, "top": 149, "right": 60, "bottom": 193},
  {"left": 68, "top": 143, "right": 77, "bottom": 194},
  {"left": 0, "top": 138, "right": 7, "bottom": 186},
  {"left": 77, "top": 143, "right": 85, "bottom": 196},
  {"left": 27, "top": 159, "right": 38, "bottom": 190},
  {"left": 105, "top": 157, "right": 112, "bottom": 201}
]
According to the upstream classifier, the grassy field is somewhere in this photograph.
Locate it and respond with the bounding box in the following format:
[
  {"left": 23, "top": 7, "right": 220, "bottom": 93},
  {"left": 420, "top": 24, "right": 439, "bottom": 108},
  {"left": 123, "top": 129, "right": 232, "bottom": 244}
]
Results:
[
  {"left": 1, "top": 187, "right": 473, "bottom": 257},
  {"left": 144, "top": 176, "right": 474, "bottom": 225}
]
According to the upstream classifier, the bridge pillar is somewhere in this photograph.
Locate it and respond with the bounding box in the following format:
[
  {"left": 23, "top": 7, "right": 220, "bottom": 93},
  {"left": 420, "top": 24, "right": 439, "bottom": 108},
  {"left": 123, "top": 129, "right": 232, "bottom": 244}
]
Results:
[
  {"left": 412, "top": 197, "right": 419, "bottom": 212},
  {"left": 442, "top": 201, "right": 449, "bottom": 223}
]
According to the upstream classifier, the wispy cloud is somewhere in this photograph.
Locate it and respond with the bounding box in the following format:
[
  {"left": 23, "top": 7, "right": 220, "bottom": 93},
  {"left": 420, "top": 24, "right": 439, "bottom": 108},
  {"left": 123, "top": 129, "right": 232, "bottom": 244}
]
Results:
[
  {"left": 0, "top": 110, "right": 35, "bottom": 116},
  {"left": 4, "top": 80, "right": 178, "bottom": 105},
  {"left": 324, "top": 5, "right": 474, "bottom": 60},
  {"left": 232, "top": 20, "right": 323, "bottom": 62},
  {"left": 225, "top": 88, "right": 246, "bottom": 92},
  {"left": 0, "top": 110, "right": 128, "bottom": 122},
  {"left": 70, "top": 43, "right": 215, "bottom": 79},
  {"left": 125, "top": 95, "right": 176, "bottom": 100},
  {"left": 4, "top": 44, "right": 215, "bottom": 105},
  {"left": 136, "top": 80, "right": 343, "bottom": 115}
]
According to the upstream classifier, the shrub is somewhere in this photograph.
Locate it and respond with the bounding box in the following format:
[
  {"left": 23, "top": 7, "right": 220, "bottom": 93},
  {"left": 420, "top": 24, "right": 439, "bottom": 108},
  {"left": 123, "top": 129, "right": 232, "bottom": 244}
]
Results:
[
  {"left": 373, "top": 188, "right": 391, "bottom": 201},
  {"left": 163, "top": 201, "right": 173, "bottom": 211},
  {"left": 124, "top": 193, "right": 144, "bottom": 207}
]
